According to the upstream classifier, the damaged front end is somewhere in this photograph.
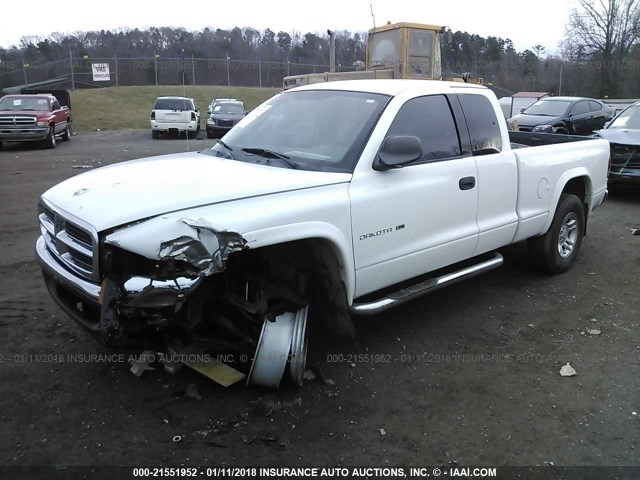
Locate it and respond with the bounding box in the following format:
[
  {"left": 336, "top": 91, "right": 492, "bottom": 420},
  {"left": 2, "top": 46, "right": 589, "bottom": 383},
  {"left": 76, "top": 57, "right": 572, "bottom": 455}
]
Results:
[{"left": 92, "top": 218, "right": 348, "bottom": 387}]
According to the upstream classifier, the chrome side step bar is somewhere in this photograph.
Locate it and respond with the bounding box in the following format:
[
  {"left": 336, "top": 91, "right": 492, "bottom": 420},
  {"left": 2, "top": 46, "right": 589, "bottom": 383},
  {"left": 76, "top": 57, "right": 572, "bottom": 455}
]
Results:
[{"left": 350, "top": 252, "right": 504, "bottom": 315}]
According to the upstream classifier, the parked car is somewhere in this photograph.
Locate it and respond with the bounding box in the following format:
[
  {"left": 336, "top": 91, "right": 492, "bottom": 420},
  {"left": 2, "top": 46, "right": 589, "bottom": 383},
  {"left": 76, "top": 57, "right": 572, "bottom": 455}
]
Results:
[
  {"left": 508, "top": 96, "right": 614, "bottom": 135},
  {"left": 206, "top": 99, "right": 247, "bottom": 138},
  {"left": 0, "top": 91, "right": 72, "bottom": 149},
  {"left": 150, "top": 96, "right": 200, "bottom": 139},
  {"left": 36, "top": 80, "right": 609, "bottom": 388},
  {"left": 594, "top": 100, "right": 640, "bottom": 186}
]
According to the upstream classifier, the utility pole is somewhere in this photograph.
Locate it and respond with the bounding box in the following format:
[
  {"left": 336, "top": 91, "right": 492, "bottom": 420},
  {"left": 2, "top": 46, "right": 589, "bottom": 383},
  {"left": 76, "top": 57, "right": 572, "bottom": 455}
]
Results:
[
  {"left": 558, "top": 62, "right": 563, "bottom": 95},
  {"left": 226, "top": 53, "right": 230, "bottom": 87},
  {"left": 258, "top": 57, "right": 262, "bottom": 87},
  {"left": 328, "top": 30, "right": 336, "bottom": 73},
  {"left": 22, "top": 59, "right": 28, "bottom": 86},
  {"left": 191, "top": 53, "right": 196, "bottom": 85},
  {"left": 154, "top": 52, "right": 159, "bottom": 86}
]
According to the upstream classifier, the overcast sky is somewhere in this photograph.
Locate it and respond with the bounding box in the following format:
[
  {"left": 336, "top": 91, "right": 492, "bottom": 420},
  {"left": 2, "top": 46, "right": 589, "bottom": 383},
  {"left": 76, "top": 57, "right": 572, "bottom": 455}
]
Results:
[{"left": 1, "top": 0, "right": 575, "bottom": 53}]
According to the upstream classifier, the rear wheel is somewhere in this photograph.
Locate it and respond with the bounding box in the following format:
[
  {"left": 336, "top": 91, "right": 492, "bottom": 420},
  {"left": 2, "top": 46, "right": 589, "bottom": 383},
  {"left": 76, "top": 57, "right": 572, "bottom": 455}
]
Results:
[
  {"left": 528, "top": 193, "right": 584, "bottom": 273},
  {"left": 152, "top": 131, "right": 159, "bottom": 139},
  {"left": 44, "top": 125, "right": 56, "bottom": 149}
]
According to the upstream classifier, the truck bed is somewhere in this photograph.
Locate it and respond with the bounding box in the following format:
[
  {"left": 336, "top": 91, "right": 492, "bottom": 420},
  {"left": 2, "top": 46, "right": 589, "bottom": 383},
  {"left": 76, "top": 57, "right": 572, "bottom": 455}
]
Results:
[{"left": 509, "top": 131, "right": 597, "bottom": 148}]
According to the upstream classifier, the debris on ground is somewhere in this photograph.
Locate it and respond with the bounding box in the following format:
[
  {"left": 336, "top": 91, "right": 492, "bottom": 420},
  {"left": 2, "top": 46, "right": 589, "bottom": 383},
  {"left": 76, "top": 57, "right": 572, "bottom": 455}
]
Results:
[
  {"left": 172, "top": 435, "right": 182, "bottom": 443},
  {"left": 206, "top": 440, "right": 228, "bottom": 448},
  {"left": 185, "top": 383, "right": 203, "bottom": 401},
  {"left": 278, "top": 437, "right": 290, "bottom": 450},
  {"left": 527, "top": 324, "right": 535, "bottom": 329},
  {"left": 587, "top": 328, "right": 602, "bottom": 336},
  {"left": 630, "top": 228, "right": 640, "bottom": 236},
  {"left": 559, "top": 363, "right": 577, "bottom": 377},
  {"left": 129, "top": 350, "right": 156, "bottom": 377},
  {"left": 71, "top": 165, "right": 92, "bottom": 169},
  {"left": 302, "top": 369, "right": 317, "bottom": 381},
  {"left": 589, "top": 318, "right": 598, "bottom": 323},
  {"left": 184, "top": 358, "right": 245, "bottom": 387},
  {"left": 379, "top": 428, "right": 387, "bottom": 436}
]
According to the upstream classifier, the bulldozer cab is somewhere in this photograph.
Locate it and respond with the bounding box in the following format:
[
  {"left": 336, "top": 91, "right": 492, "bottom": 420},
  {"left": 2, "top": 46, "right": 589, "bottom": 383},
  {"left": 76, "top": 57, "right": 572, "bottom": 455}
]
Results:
[
  {"left": 283, "top": 22, "right": 456, "bottom": 90},
  {"left": 367, "top": 22, "right": 443, "bottom": 80}
]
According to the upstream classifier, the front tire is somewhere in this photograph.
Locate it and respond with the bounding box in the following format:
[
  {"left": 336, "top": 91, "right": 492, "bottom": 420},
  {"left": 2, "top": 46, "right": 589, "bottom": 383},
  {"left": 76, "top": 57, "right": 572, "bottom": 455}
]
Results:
[
  {"left": 152, "top": 131, "right": 159, "bottom": 139},
  {"left": 44, "top": 125, "right": 56, "bottom": 149},
  {"left": 528, "top": 193, "right": 585, "bottom": 273},
  {"left": 62, "top": 122, "right": 72, "bottom": 141}
]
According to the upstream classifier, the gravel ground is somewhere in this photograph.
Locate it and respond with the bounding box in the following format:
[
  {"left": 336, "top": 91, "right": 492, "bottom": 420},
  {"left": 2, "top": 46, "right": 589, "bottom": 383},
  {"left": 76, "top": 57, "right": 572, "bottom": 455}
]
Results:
[{"left": 0, "top": 131, "right": 638, "bottom": 470}]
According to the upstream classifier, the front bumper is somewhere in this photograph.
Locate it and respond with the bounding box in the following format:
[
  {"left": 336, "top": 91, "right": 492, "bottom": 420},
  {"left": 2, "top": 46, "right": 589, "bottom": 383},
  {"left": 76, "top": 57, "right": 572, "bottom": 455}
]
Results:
[
  {"left": 608, "top": 170, "right": 640, "bottom": 185},
  {"left": 36, "top": 235, "right": 102, "bottom": 332},
  {"left": 36, "top": 235, "right": 202, "bottom": 333},
  {"left": 0, "top": 127, "right": 49, "bottom": 142}
]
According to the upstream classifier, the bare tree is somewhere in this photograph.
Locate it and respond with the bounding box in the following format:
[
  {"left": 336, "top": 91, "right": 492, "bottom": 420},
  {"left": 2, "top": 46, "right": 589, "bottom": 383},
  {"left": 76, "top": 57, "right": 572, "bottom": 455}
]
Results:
[{"left": 567, "top": 0, "right": 640, "bottom": 96}]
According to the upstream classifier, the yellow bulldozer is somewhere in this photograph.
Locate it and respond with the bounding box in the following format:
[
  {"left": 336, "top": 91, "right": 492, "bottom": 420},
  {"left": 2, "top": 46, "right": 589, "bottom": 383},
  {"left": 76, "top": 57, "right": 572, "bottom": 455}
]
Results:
[{"left": 283, "top": 22, "right": 483, "bottom": 90}]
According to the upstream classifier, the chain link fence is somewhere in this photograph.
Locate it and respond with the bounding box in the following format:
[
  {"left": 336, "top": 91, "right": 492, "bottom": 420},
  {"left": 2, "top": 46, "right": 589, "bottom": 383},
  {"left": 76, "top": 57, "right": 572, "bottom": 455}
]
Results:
[{"left": 0, "top": 56, "right": 360, "bottom": 91}]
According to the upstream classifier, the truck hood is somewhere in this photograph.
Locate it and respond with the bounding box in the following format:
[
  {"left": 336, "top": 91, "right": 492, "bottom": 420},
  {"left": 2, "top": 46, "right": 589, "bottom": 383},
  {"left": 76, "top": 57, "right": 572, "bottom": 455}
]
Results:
[
  {"left": 42, "top": 151, "right": 351, "bottom": 232},
  {"left": 595, "top": 128, "right": 640, "bottom": 146},
  {"left": 0, "top": 110, "right": 43, "bottom": 116}
]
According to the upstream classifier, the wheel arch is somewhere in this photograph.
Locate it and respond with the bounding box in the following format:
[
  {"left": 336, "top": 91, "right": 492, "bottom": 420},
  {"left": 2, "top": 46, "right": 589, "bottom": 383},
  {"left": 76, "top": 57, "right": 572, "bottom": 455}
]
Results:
[{"left": 542, "top": 171, "right": 592, "bottom": 235}]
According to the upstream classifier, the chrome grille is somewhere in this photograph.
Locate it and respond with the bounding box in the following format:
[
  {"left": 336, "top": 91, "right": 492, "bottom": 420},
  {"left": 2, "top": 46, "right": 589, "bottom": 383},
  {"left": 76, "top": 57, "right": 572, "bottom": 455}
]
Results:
[
  {"left": 39, "top": 200, "right": 99, "bottom": 282},
  {"left": 0, "top": 115, "right": 37, "bottom": 127},
  {"left": 217, "top": 120, "right": 234, "bottom": 127}
]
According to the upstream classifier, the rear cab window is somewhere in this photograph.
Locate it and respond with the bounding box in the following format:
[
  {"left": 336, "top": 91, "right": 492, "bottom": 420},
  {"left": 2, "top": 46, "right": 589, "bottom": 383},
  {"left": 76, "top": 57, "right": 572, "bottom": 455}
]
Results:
[{"left": 457, "top": 94, "right": 503, "bottom": 155}]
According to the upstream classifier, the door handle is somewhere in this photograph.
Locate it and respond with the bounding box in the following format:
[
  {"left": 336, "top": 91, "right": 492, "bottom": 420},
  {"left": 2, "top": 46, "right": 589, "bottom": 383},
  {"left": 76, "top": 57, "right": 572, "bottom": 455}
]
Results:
[{"left": 459, "top": 176, "right": 476, "bottom": 190}]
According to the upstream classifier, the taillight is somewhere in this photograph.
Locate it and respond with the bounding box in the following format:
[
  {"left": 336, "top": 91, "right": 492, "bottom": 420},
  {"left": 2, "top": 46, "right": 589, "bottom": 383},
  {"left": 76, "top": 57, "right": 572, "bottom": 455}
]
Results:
[
  {"left": 191, "top": 112, "right": 196, "bottom": 121},
  {"left": 150, "top": 111, "right": 155, "bottom": 120}
]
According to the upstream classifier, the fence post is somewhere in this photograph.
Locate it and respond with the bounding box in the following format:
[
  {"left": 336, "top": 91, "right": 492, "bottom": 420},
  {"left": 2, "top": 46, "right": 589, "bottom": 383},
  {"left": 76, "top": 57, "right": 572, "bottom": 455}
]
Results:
[
  {"left": 258, "top": 57, "right": 262, "bottom": 87},
  {"left": 69, "top": 50, "right": 75, "bottom": 91},
  {"left": 114, "top": 54, "right": 119, "bottom": 87}
]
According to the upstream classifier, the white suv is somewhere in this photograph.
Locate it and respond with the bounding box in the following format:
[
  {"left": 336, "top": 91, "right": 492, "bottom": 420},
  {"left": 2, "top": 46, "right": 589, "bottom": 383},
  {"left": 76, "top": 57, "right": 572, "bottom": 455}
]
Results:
[{"left": 150, "top": 96, "right": 201, "bottom": 139}]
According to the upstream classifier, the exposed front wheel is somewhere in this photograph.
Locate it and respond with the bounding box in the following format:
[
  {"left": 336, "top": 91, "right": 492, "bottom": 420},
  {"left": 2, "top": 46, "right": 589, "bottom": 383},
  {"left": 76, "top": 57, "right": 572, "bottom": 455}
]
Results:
[
  {"left": 44, "top": 125, "right": 56, "bottom": 149},
  {"left": 528, "top": 193, "right": 585, "bottom": 273}
]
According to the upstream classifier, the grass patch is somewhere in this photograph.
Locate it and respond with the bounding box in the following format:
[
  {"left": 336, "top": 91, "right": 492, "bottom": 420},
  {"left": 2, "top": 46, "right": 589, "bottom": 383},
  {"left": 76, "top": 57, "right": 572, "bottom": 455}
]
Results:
[{"left": 71, "top": 85, "right": 280, "bottom": 132}]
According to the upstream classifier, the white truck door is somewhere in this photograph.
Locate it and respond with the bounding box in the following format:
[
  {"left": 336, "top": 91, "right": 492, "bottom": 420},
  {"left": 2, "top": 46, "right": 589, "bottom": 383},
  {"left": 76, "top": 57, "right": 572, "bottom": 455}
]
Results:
[
  {"left": 455, "top": 93, "right": 519, "bottom": 255},
  {"left": 349, "top": 94, "right": 479, "bottom": 298}
]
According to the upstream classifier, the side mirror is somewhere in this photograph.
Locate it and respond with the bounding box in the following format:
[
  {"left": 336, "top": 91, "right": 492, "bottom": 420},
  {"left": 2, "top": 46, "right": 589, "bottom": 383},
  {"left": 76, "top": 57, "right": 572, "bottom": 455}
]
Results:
[
  {"left": 374, "top": 135, "right": 423, "bottom": 171},
  {"left": 520, "top": 108, "right": 525, "bottom": 114},
  {"left": 603, "top": 121, "right": 610, "bottom": 129},
  {"left": 207, "top": 107, "right": 212, "bottom": 114}
]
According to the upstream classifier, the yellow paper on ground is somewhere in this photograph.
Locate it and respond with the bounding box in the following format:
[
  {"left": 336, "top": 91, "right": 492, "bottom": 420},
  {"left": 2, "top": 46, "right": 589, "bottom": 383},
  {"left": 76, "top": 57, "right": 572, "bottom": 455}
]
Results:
[{"left": 184, "top": 359, "right": 245, "bottom": 387}]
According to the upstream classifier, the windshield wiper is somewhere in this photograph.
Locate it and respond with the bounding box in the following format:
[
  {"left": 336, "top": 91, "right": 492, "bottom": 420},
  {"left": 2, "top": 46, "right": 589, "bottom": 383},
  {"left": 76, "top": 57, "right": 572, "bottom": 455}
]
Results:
[
  {"left": 242, "top": 147, "right": 299, "bottom": 169},
  {"left": 217, "top": 139, "right": 233, "bottom": 151}
]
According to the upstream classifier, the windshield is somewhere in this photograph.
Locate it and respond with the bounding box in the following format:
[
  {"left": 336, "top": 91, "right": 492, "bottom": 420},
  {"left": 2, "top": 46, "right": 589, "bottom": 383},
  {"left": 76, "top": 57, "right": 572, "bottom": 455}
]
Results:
[
  {"left": 154, "top": 98, "right": 190, "bottom": 110},
  {"left": 0, "top": 96, "right": 49, "bottom": 111},
  {"left": 523, "top": 100, "right": 571, "bottom": 116},
  {"left": 200, "top": 90, "right": 389, "bottom": 173},
  {"left": 211, "top": 103, "right": 245, "bottom": 115},
  {"left": 608, "top": 105, "right": 640, "bottom": 129}
]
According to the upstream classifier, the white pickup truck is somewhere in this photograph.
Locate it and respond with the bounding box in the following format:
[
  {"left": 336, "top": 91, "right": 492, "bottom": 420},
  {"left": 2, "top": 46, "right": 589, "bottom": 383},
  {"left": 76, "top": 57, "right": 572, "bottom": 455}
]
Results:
[{"left": 36, "top": 80, "right": 609, "bottom": 387}]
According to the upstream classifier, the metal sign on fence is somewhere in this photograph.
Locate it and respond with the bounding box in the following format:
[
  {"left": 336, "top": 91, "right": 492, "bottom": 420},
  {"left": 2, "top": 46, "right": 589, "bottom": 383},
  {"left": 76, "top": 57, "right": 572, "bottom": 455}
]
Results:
[{"left": 91, "top": 63, "right": 111, "bottom": 81}]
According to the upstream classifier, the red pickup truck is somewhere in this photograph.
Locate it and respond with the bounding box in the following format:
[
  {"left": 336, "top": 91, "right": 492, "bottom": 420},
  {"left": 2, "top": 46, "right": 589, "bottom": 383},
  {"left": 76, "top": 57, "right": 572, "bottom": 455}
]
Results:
[{"left": 0, "top": 90, "right": 72, "bottom": 149}]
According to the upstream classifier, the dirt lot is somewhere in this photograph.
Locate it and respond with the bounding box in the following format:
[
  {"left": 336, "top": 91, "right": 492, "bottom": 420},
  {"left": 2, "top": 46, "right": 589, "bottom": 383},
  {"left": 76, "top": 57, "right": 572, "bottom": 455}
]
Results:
[{"left": 0, "top": 131, "right": 638, "bottom": 469}]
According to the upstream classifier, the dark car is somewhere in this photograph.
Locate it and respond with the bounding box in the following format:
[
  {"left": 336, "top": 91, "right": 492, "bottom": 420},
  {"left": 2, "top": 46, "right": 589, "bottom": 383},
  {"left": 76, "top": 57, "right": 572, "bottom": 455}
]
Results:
[
  {"left": 206, "top": 100, "right": 247, "bottom": 139},
  {"left": 508, "top": 97, "right": 614, "bottom": 136},
  {"left": 594, "top": 101, "right": 640, "bottom": 186}
]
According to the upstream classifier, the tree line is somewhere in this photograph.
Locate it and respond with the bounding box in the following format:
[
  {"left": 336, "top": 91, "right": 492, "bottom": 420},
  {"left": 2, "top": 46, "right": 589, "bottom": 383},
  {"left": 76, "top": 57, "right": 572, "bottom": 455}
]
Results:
[{"left": 1, "top": 0, "right": 639, "bottom": 97}]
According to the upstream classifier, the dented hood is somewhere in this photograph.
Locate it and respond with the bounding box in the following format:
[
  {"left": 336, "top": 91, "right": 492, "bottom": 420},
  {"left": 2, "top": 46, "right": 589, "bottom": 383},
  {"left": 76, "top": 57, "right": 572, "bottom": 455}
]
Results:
[{"left": 42, "top": 151, "right": 351, "bottom": 232}]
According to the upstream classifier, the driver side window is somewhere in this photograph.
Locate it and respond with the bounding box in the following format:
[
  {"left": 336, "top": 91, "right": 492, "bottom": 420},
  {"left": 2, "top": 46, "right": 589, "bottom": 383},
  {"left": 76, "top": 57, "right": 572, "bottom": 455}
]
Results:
[{"left": 384, "top": 95, "right": 461, "bottom": 163}]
